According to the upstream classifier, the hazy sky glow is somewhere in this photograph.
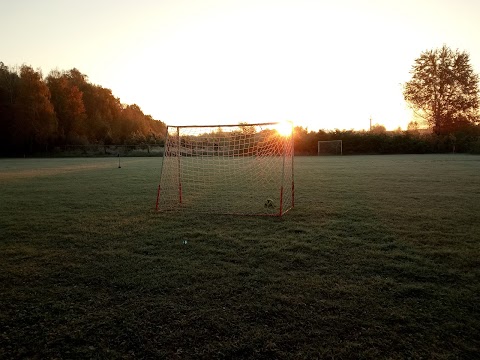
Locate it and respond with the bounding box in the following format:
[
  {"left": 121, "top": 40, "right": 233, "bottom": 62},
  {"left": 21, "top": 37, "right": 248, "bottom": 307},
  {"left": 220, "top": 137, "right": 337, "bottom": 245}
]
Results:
[{"left": 2, "top": 0, "right": 480, "bottom": 131}]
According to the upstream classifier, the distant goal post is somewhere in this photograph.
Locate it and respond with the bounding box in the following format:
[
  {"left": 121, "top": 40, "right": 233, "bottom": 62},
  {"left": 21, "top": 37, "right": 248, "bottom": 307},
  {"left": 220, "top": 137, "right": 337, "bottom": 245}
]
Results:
[
  {"left": 156, "top": 121, "right": 294, "bottom": 216},
  {"left": 318, "top": 140, "right": 343, "bottom": 155}
]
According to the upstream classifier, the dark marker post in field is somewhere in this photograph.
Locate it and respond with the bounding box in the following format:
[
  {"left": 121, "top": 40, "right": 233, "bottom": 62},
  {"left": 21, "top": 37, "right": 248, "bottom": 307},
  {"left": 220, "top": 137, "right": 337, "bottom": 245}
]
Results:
[{"left": 118, "top": 153, "right": 121, "bottom": 168}]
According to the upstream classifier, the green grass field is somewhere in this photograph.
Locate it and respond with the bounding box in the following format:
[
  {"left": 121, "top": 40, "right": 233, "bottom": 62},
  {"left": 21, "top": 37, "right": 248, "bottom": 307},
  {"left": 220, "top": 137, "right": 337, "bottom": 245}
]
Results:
[{"left": 1, "top": 155, "right": 479, "bottom": 358}]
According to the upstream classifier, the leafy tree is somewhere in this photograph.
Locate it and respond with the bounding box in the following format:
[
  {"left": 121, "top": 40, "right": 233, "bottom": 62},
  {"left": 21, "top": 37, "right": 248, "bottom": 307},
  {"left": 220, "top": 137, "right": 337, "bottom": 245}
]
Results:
[
  {"left": 15, "top": 66, "right": 57, "bottom": 151},
  {"left": 46, "top": 69, "right": 86, "bottom": 143},
  {"left": 58, "top": 68, "right": 116, "bottom": 143},
  {"left": 0, "top": 62, "right": 20, "bottom": 152},
  {"left": 0, "top": 62, "right": 19, "bottom": 105},
  {"left": 91, "top": 86, "right": 122, "bottom": 142},
  {"left": 407, "top": 121, "right": 419, "bottom": 132},
  {"left": 370, "top": 123, "right": 386, "bottom": 134},
  {"left": 404, "top": 45, "right": 480, "bottom": 134}
]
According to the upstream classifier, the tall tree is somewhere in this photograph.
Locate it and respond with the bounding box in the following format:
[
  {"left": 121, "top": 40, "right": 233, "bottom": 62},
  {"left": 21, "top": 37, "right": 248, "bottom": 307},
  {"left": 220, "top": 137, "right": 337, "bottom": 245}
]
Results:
[
  {"left": 15, "top": 65, "right": 57, "bottom": 151},
  {"left": 46, "top": 69, "right": 86, "bottom": 143},
  {"left": 403, "top": 45, "right": 480, "bottom": 134},
  {"left": 0, "top": 62, "right": 20, "bottom": 152}
]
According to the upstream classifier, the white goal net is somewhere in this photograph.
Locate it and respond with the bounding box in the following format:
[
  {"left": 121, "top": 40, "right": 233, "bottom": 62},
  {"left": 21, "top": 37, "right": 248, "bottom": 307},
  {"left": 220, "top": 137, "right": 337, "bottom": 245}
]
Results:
[
  {"left": 318, "top": 140, "right": 342, "bottom": 155},
  {"left": 156, "top": 122, "right": 294, "bottom": 216}
]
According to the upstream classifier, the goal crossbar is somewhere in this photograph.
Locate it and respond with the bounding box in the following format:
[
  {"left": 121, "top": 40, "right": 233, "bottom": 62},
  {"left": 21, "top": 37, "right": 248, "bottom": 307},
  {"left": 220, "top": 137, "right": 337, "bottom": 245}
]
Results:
[{"left": 172, "top": 122, "right": 281, "bottom": 128}]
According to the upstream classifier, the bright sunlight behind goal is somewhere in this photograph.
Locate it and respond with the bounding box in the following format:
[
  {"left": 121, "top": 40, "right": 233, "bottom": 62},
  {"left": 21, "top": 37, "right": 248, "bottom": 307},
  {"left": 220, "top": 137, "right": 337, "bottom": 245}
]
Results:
[
  {"left": 156, "top": 122, "right": 294, "bottom": 216},
  {"left": 318, "top": 140, "right": 343, "bottom": 155}
]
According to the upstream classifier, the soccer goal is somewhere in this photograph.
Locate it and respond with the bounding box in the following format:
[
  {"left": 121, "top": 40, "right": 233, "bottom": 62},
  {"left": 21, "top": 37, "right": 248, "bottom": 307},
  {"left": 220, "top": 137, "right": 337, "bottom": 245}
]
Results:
[
  {"left": 156, "top": 122, "right": 294, "bottom": 216},
  {"left": 318, "top": 140, "right": 342, "bottom": 155}
]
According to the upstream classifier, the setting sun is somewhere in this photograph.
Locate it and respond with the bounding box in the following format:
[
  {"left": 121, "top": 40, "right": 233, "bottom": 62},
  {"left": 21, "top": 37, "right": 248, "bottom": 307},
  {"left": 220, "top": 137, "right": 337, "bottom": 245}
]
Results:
[{"left": 275, "top": 121, "right": 293, "bottom": 137}]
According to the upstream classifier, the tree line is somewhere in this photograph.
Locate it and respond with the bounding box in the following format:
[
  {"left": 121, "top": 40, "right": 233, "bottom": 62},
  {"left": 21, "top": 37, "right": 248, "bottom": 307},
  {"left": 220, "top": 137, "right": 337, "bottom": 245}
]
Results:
[
  {"left": 294, "top": 126, "right": 480, "bottom": 155},
  {"left": 1, "top": 45, "right": 479, "bottom": 156},
  {"left": 0, "top": 63, "right": 166, "bottom": 155}
]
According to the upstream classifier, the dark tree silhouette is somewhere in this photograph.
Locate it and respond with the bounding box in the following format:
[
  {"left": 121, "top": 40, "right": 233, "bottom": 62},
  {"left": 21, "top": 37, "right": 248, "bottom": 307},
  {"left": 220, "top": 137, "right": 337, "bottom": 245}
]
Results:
[
  {"left": 403, "top": 45, "right": 479, "bottom": 134},
  {"left": 0, "top": 62, "right": 20, "bottom": 153},
  {"left": 15, "top": 66, "right": 57, "bottom": 151}
]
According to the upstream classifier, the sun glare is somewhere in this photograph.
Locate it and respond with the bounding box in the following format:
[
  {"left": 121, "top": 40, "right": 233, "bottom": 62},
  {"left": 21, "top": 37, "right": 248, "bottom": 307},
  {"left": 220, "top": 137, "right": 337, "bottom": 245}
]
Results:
[{"left": 275, "top": 121, "right": 293, "bottom": 137}]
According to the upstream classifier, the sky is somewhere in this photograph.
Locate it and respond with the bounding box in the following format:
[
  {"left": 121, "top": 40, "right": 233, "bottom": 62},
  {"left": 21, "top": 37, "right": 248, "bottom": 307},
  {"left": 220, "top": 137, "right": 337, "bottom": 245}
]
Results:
[{"left": 2, "top": 0, "right": 480, "bottom": 131}]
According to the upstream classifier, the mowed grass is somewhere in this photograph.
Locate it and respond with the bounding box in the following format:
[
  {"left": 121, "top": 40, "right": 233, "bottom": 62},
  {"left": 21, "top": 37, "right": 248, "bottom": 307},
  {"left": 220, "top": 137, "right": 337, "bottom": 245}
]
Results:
[{"left": 0, "top": 155, "right": 479, "bottom": 359}]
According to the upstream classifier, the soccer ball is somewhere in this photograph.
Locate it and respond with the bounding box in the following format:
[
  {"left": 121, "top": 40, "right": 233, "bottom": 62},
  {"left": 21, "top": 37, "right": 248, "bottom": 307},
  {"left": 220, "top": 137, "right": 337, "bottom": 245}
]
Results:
[{"left": 264, "top": 198, "right": 275, "bottom": 209}]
